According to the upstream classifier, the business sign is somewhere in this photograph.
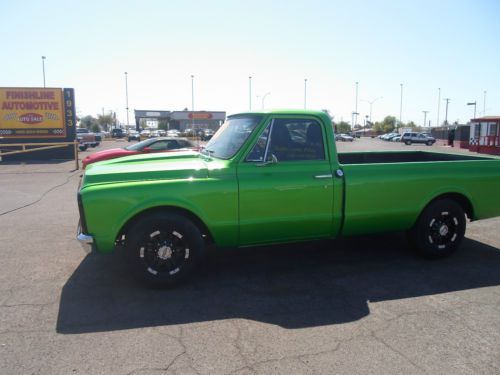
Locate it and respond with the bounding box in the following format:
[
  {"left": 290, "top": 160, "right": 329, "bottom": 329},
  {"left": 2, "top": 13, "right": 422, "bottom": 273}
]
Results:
[
  {"left": 0, "top": 87, "right": 68, "bottom": 138},
  {"left": 188, "top": 112, "right": 213, "bottom": 120}
]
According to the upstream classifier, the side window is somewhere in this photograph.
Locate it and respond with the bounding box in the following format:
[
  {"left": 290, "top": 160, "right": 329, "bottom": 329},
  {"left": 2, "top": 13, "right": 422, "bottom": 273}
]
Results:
[
  {"left": 148, "top": 141, "right": 170, "bottom": 150},
  {"left": 247, "top": 119, "right": 325, "bottom": 162},
  {"left": 246, "top": 125, "right": 270, "bottom": 162}
]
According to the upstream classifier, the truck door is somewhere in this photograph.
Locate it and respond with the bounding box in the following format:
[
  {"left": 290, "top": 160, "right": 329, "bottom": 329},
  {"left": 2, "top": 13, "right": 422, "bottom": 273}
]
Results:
[{"left": 237, "top": 117, "right": 335, "bottom": 245}]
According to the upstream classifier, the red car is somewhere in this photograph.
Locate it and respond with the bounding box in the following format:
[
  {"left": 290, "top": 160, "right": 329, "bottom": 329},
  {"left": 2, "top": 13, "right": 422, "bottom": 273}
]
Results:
[{"left": 82, "top": 137, "right": 197, "bottom": 168}]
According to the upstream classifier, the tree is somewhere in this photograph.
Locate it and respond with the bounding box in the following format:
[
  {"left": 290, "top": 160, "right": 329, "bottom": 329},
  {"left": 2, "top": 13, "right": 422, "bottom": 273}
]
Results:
[
  {"left": 374, "top": 116, "right": 397, "bottom": 133},
  {"left": 97, "top": 114, "right": 114, "bottom": 131},
  {"left": 79, "top": 115, "right": 99, "bottom": 130},
  {"left": 335, "top": 121, "right": 351, "bottom": 134},
  {"left": 139, "top": 119, "right": 148, "bottom": 130},
  {"left": 158, "top": 119, "right": 169, "bottom": 130},
  {"left": 91, "top": 123, "right": 101, "bottom": 133}
]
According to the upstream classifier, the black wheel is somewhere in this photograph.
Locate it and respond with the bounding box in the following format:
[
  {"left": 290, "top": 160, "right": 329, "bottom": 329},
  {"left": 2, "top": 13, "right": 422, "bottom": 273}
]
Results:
[
  {"left": 408, "top": 199, "right": 466, "bottom": 259},
  {"left": 426, "top": 141, "right": 433, "bottom": 146},
  {"left": 405, "top": 140, "right": 411, "bottom": 145},
  {"left": 79, "top": 145, "right": 88, "bottom": 151},
  {"left": 123, "top": 213, "right": 205, "bottom": 287}
]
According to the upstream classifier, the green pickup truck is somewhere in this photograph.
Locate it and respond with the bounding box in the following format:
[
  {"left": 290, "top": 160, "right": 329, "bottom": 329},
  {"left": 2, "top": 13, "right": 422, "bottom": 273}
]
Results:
[{"left": 77, "top": 110, "right": 500, "bottom": 287}]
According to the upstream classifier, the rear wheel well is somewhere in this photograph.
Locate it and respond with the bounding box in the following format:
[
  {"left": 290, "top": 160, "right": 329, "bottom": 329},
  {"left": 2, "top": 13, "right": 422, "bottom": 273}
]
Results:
[
  {"left": 428, "top": 193, "right": 474, "bottom": 221},
  {"left": 117, "top": 206, "right": 215, "bottom": 246}
]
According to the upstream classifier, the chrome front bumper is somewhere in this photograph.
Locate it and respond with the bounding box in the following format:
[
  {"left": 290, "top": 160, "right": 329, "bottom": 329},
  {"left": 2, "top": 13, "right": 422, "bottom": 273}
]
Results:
[{"left": 77, "top": 224, "right": 94, "bottom": 254}]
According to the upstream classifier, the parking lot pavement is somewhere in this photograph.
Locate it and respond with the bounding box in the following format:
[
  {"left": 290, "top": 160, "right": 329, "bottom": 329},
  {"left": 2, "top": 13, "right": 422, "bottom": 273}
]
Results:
[{"left": 0, "top": 140, "right": 499, "bottom": 374}]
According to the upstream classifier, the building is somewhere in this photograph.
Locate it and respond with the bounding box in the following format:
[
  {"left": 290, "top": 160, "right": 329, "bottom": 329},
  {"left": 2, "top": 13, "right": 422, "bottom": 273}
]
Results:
[
  {"left": 133, "top": 110, "right": 226, "bottom": 132},
  {"left": 431, "top": 124, "right": 470, "bottom": 149},
  {"left": 469, "top": 116, "right": 500, "bottom": 155}
]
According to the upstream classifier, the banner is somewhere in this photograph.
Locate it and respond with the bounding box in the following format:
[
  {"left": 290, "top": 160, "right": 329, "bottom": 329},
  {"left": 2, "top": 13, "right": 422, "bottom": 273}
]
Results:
[{"left": 0, "top": 87, "right": 66, "bottom": 138}]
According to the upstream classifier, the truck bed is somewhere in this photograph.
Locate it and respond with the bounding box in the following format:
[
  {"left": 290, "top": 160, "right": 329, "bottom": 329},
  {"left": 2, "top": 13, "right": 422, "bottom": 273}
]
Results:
[{"left": 338, "top": 151, "right": 493, "bottom": 164}]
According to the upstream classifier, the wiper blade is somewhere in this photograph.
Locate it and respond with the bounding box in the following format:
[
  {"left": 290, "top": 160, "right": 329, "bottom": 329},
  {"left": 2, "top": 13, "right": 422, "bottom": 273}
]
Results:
[{"left": 201, "top": 148, "right": 214, "bottom": 155}]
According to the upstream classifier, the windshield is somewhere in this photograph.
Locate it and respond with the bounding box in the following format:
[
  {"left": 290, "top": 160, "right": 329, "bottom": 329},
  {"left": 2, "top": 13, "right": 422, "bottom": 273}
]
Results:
[
  {"left": 124, "top": 138, "right": 156, "bottom": 151},
  {"left": 203, "top": 116, "right": 262, "bottom": 159}
]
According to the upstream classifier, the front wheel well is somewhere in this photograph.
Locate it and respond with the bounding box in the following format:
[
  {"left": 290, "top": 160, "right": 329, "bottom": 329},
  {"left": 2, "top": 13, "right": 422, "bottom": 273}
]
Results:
[
  {"left": 116, "top": 206, "right": 215, "bottom": 246},
  {"left": 427, "top": 193, "right": 474, "bottom": 221}
]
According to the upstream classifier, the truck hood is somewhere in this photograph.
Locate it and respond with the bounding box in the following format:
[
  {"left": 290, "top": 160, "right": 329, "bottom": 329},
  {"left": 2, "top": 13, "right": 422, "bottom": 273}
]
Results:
[{"left": 82, "top": 151, "right": 210, "bottom": 186}]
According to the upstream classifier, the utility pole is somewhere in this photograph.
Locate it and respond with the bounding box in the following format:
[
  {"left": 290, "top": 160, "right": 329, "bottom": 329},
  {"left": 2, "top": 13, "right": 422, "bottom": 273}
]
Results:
[
  {"left": 422, "top": 110, "right": 429, "bottom": 128},
  {"left": 437, "top": 88, "right": 441, "bottom": 126},
  {"left": 444, "top": 98, "right": 450, "bottom": 125}
]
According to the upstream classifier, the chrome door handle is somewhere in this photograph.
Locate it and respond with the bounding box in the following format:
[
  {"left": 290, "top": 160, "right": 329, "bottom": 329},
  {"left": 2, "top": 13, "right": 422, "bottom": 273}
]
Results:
[{"left": 314, "top": 174, "right": 333, "bottom": 179}]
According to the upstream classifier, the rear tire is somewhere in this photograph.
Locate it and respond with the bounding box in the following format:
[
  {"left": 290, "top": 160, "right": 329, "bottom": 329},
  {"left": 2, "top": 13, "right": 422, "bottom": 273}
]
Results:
[
  {"left": 426, "top": 141, "right": 433, "bottom": 146},
  {"left": 123, "top": 213, "right": 205, "bottom": 288},
  {"left": 408, "top": 199, "right": 466, "bottom": 259},
  {"left": 405, "top": 140, "right": 412, "bottom": 145}
]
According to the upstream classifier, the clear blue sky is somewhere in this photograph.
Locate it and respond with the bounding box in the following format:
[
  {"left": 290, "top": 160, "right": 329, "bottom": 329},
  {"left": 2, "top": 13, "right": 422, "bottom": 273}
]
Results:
[{"left": 1, "top": 0, "right": 499, "bottom": 126}]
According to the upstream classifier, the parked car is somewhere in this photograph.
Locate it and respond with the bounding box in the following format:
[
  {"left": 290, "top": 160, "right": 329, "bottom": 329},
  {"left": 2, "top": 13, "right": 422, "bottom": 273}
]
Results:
[
  {"left": 391, "top": 135, "right": 402, "bottom": 142},
  {"left": 183, "top": 128, "right": 196, "bottom": 137},
  {"left": 140, "top": 129, "right": 151, "bottom": 138},
  {"left": 82, "top": 137, "right": 197, "bottom": 168},
  {"left": 336, "top": 133, "right": 354, "bottom": 142},
  {"left": 167, "top": 129, "right": 180, "bottom": 137},
  {"left": 127, "top": 131, "right": 140, "bottom": 142},
  {"left": 381, "top": 133, "right": 399, "bottom": 141},
  {"left": 401, "top": 132, "right": 436, "bottom": 146},
  {"left": 200, "top": 129, "right": 215, "bottom": 141},
  {"left": 77, "top": 110, "right": 500, "bottom": 287},
  {"left": 76, "top": 128, "right": 100, "bottom": 151},
  {"left": 111, "top": 128, "right": 125, "bottom": 138}
]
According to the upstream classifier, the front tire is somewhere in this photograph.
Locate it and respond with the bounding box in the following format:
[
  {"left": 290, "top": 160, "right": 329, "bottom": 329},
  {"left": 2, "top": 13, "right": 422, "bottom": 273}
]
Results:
[
  {"left": 123, "top": 213, "right": 205, "bottom": 287},
  {"left": 408, "top": 199, "right": 466, "bottom": 259},
  {"left": 405, "top": 140, "right": 412, "bottom": 145}
]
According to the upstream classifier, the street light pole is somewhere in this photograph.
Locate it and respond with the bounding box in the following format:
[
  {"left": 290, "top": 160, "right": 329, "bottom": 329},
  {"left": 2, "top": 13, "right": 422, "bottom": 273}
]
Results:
[
  {"left": 249, "top": 76, "right": 252, "bottom": 110},
  {"left": 41, "top": 56, "right": 46, "bottom": 88},
  {"left": 304, "top": 78, "right": 308, "bottom": 109},
  {"left": 437, "top": 87, "right": 441, "bottom": 126},
  {"left": 351, "top": 112, "right": 359, "bottom": 130},
  {"left": 124, "top": 72, "right": 129, "bottom": 126},
  {"left": 422, "top": 110, "right": 429, "bottom": 128},
  {"left": 262, "top": 92, "right": 270, "bottom": 109},
  {"left": 467, "top": 101, "right": 477, "bottom": 119},
  {"left": 354, "top": 82, "right": 359, "bottom": 126},
  {"left": 191, "top": 75, "right": 195, "bottom": 129},
  {"left": 399, "top": 83, "right": 403, "bottom": 130},
  {"left": 361, "top": 97, "right": 382, "bottom": 123},
  {"left": 444, "top": 98, "right": 450, "bottom": 125}
]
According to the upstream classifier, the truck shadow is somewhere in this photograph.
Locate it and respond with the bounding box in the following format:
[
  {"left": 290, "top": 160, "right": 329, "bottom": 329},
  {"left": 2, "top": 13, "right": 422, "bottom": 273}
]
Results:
[{"left": 57, "top": 234, "right": 500, "bottom": 334}]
